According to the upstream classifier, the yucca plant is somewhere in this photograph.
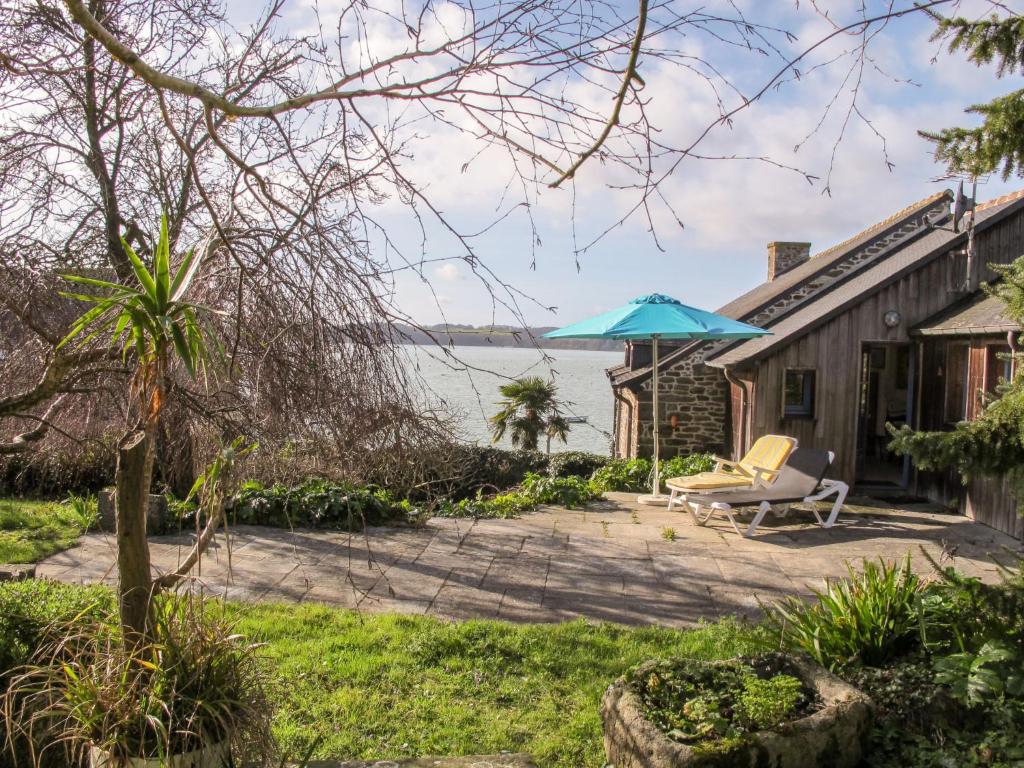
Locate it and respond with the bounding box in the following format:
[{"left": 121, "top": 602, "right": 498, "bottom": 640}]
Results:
[
  {"left": 58, "top": 215, "right": 220, "bottom": 644},
  {"left": 767, "top": 555, "right": 925, "bottom": 670}
]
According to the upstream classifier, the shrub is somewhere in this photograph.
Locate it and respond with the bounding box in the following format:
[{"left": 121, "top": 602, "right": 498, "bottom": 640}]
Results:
[
  {"left": 434, "top": 473, "right": 602, "bottom": 519},
  {"left": 590, "top": 458, "right": 652, "bottom": 492},
  {"left": 224, "top": 479, "right": 415, "bottom": 530},
  {"left": 433, "top": 490, "right": 536, "bottom": 520},
  {"left": 767, "top": 555, "right": 924, "bottom": 670},
  {"left": 0, "top": 581, "right": 114, "bottom": 683},
  {"left": 661, "top": 453, "right": 715, "bottom": 479},
  {"left": 546, "top": 451, "right": 608, "bottom": 479},
  {"left": 521, "top": 473, "right": 601, "bottom": 508},
  {"left": 65, "top": 492, "right": 99, "bottom": 530},
  {"left": 0, "top": 440, "right": 116, "bottom": 498},
  {"left": 590, "top": 453, "right": 713, "bottom": 492},
  {"left": 3, "top": 594, "right": 274, "bottom": 766},
  {"left": 419, "top": 445, "right": 550, "bottom": 500},
  {"left": 921, "top": 551, "right": 1024, "bottom": 657}
]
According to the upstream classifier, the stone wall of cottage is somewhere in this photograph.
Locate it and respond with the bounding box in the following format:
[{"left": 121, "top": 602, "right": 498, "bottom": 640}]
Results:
[{"left": 630, "top": 348, "right": 731, "bottom": 458}]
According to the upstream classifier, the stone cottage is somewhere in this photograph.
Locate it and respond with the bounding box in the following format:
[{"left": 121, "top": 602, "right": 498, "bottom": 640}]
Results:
[{"left": 608, "top": 188, "right": 1024, "bottom": 539}]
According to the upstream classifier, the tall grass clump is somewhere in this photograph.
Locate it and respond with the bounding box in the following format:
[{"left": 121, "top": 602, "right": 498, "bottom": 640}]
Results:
[
  {"left": 2, "top": 593, "right": 275, "bottom": 767},
  {"left": 767, "top": 555, "right": 924, "bottom": 669}
]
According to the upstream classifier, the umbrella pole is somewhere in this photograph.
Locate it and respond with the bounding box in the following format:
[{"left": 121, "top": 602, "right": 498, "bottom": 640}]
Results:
[
  {"left": 652, "top": 334, "right": 660, "bottom": 497},
  {"left": 639, "top": 335, "right": 667, "bottom": 505}
]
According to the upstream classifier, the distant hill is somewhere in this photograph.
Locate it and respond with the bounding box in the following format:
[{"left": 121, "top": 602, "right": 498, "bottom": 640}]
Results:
[{"left": 396, "top": 323, "right": 622, "bottom": 351}]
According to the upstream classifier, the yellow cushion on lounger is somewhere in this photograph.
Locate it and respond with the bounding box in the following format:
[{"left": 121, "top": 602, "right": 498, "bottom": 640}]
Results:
[
  {"left": 738, "top": 434, "right": 796, "bottom": 476},
  {"left": 666, "top": 472, "right": 755, "bottom": 491},
  {"left": 664, "top": 435, "right": 797, "bottom": 492}
]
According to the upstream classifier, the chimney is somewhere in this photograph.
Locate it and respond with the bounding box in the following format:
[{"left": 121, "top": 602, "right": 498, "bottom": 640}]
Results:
[{"left": 767, "top": 241, "right": 811, "bottom": 281}]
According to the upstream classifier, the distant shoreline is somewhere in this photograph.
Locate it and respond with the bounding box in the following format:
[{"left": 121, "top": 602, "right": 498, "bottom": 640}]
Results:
[{"left": 397, "top": 324, "right": 622, "bottom": 352}]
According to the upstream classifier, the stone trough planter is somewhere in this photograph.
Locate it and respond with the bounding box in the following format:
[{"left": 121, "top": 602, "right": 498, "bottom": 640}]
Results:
[
  {"left": 90, "top": 741, "right": 228, "bottom": 768},
  {"left": 97, "top": 489, "right": 170, "bottom": 535},
  {"left": 601, "top": 655, "right": 873, "bottom": 768}
]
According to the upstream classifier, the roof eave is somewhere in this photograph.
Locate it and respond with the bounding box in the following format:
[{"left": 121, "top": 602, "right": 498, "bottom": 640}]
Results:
[
  {"left": 911, "top": 325, "right": 1019, "bottom": 337},
  {"left": 706, "top": 195, "right": 1024, "bottom": 370}
]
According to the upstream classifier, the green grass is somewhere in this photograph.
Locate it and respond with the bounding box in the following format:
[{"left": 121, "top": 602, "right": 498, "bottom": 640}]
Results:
[
  {"left": 0, "top": 497, "right": 96, "bottom": 563},
  {"left": 1, "top": 581, "right": 767, "bottom": 767},
  {"left": 227, "top": 604, "right": 768, "bottom": 767}
]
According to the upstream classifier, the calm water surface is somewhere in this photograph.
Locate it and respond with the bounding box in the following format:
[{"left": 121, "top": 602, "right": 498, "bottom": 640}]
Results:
[{"left": 402, "top": 345, "right": 623, "bottom": 455}]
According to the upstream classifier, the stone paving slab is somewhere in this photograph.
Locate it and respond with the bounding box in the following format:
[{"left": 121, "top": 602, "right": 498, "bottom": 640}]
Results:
[{"left": 35, "top": 493, "right": 1024, "bottom": 628}]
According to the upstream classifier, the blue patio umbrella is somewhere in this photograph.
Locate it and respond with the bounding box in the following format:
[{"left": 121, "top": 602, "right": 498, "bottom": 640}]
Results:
[{"left": 544, "top": 294, "right": 770, "bottom": 503}]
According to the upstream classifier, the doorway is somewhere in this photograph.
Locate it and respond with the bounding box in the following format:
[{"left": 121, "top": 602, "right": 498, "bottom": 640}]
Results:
[{"left": 856, "top": 343, "right": 913, "bottom": 487}]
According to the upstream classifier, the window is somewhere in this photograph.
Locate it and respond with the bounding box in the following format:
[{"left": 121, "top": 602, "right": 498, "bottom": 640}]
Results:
[
  {"left": 783, "top": 369, "right": 816, "bottom": 418},
  {"left": 984, "top": 344, "right": 1012, "bottom": 396},
  {"left": 944, "top": 343, "right": 969, "bottom": 423}
]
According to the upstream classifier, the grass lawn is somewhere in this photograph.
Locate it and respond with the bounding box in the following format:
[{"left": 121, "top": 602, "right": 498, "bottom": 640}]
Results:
[
  {"left": 228, "top": 603, "right": 768, "bottom": 767},
  {"left": 0, "top": 497, "right": 95, "bottom": 564}
]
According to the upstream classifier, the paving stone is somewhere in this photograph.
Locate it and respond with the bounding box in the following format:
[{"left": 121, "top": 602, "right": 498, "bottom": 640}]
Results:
[
  {"left": 36, "top": 501, "right": 1020, "bottom": 626},
  {"left": 429, "top": 585, "right": 501, "bottom": 620}
]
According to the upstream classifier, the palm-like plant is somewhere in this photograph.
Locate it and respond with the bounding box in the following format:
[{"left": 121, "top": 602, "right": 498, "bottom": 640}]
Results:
[
  {"left": 59, "top": 215, "right": 217, "bottom": 643},
  {"left": 59, "top": 216, "right": 213, "bottom": 414},
  {"left": 490, "top": 376, "right": 570, "bottom": 453}
]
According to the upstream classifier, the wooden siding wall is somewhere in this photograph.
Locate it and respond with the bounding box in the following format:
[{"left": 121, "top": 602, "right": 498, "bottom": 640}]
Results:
[
  {"left": 916, "top": 335, "right": 1022, "bottom": 537},
  {"left": 746, "top": 209, "right": 1024, "bottom": 486},
  {"left": 967, "top": 475, "right": 1024, "bottom": 540}
]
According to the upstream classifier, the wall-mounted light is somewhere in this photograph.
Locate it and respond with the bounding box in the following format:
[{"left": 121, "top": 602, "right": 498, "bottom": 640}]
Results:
[
  {"left": 883, "top": 309, "right": 901, "bottom": 328},
  {"left": 669, "top": 413, "right": 679, "bottom": 430}
]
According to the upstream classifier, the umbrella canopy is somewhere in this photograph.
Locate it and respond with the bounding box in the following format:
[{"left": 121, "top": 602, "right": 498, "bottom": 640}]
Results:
[
  {"left": 543, "top": 294, "right": 769, "bottom": 341},
  {"left": 543, "top": 294, "right": 770, "bottom": 504}
]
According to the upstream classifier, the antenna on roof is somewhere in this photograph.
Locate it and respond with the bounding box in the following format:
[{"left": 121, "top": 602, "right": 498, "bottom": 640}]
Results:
[
  {"left": 964, "top": 176, "right": 979, "bottom": 292},
  {"left": 952, "top": 180, "right": 971, "bottom": 233}
]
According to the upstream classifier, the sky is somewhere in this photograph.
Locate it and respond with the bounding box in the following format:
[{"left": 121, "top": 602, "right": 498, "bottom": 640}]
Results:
[{"left": 260, "top": 0, "right": 1024, "bottom": 328}]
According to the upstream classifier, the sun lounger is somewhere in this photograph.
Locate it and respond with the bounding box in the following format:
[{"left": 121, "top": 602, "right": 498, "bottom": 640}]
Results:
[
  {"left": 665, "top": 434, "right": 797, "bottom": 497},
  {"left": 672, "top": 448, "right": 849, "bottom": 538}
]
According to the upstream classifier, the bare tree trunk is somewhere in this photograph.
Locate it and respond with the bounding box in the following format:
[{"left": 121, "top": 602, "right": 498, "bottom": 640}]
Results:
[{"left": 115, "top": 428, "right": 154, "bottom": 645}]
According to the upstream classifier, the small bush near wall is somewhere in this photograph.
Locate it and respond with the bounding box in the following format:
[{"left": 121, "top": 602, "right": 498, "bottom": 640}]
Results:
[
  {"left": 591, "top": 454, "right": 713, "bottom": 493},
  {"left": 591, "top": 458, "right": 653, "bottom": 492},
  {"left": 434, "top": 472, "right": 602, "bottom": 519},
  {"left": 0, "top": 443, "right": 115, "bottom": 498},
  {"left": 403, "top": 445, "right": 551, "bottom": 501},
  {"left": 546, "top": 451, "right": 609, "bottom": 479},
  {"left": 183, "top": 480, "right": 418, "bottom": 531}
]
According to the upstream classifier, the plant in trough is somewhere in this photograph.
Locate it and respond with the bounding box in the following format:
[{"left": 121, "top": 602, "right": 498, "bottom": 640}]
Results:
[{"left": 629, "top": 655, "right": 815, "bottom": 745}]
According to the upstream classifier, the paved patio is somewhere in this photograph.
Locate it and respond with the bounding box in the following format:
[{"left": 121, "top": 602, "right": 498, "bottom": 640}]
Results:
[{"left": 38, "top": 493, "right": 1022, "bottom": 627}]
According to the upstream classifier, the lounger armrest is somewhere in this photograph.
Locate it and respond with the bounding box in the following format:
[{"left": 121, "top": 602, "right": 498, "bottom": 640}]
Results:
[
  {"left": 746, "top": 464, "right": 781, "bottom": 487},
  {"left": 712, "top": 457, "right": 748, "bottom": 474}
]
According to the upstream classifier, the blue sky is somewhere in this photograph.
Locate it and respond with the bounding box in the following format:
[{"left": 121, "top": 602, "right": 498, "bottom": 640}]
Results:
[{"left": 259, "top": 0, "right": 1024, "bottom": 328}]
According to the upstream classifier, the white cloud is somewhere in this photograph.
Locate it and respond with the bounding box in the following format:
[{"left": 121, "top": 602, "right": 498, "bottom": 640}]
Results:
[
  {"left": 263, "top": 0, "right": 1024, "bottom": 325},
  {"left": 434, "top": 263, "right": 461, "bottom": 281}
]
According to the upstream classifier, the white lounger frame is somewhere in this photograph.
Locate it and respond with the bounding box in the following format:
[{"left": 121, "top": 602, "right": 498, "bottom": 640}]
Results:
[{"left": 668, "top": 451, "right": 850, "bottom": 538}]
